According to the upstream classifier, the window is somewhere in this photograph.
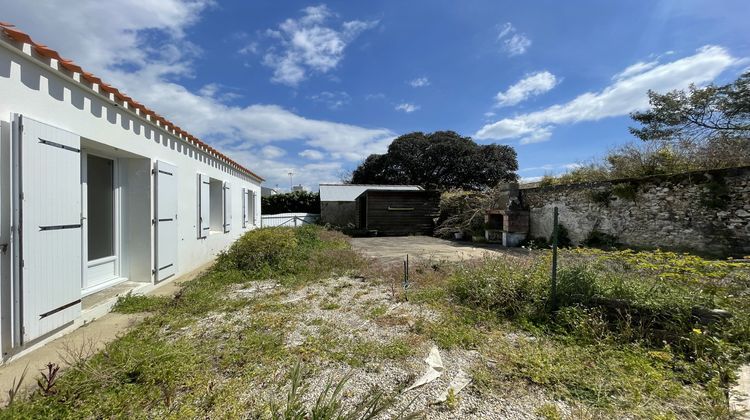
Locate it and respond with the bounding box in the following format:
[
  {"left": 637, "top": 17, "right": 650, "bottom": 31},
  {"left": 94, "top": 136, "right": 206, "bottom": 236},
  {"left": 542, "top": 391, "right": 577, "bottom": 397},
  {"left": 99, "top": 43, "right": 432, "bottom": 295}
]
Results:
[{"left": 209, "top": 178, "right": 223, "bottom": 232}]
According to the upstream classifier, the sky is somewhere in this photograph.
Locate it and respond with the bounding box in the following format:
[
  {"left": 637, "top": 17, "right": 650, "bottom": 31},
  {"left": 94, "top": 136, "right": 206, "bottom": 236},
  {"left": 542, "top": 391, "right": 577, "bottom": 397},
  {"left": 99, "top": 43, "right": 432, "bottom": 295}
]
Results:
[{"left": 1, "top": 0, "right": 748, "bottom": 190}]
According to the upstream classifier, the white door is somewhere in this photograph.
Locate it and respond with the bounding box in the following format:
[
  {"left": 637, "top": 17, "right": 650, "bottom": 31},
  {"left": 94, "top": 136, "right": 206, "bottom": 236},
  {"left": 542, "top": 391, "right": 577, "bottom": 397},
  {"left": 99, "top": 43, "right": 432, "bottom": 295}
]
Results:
[
  {"left": 154, "top": 161, "right": 177, "bottom": 282},
  {"left": 12, "top": 115, "right": 82, "bottom": 343},
  {"left": 223, "top": 181, "right": 232, "bottom": 233},
  {"left": 82, "top": 152, "right": 120, "bottom": 293},
  {"left": 198, "top": 173, "right": 210, "bottom": 238}
]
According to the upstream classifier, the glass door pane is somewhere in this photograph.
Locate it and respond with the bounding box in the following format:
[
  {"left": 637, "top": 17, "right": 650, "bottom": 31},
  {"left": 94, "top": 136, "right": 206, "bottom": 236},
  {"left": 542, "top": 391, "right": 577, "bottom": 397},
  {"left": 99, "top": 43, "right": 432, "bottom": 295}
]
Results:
[{"left": 87, "top": 155, "right": 114, "bottom": 261}]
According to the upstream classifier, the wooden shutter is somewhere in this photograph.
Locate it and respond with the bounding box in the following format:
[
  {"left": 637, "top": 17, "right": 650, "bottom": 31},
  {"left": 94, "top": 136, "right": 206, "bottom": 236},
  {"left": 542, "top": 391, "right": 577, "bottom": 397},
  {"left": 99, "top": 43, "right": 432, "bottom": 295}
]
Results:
[
  {"left": 198, "top": 173, "right": 210, "bottom": 238},
  {"left": 155, "top": 161, "right": 177, "bottom": 282},
  {"left": 12, "top": 115, "right": 82, "bottom": 343},
  {"left": 223, "top": 181, "right": 232, "bottom": 233}
]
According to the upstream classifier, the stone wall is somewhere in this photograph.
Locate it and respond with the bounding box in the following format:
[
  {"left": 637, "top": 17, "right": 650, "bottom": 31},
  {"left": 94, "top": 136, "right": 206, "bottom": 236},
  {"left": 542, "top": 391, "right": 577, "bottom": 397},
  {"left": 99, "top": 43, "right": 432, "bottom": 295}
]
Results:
[{"left": 519, "top": 166, "right": 750, "bottom": 257}]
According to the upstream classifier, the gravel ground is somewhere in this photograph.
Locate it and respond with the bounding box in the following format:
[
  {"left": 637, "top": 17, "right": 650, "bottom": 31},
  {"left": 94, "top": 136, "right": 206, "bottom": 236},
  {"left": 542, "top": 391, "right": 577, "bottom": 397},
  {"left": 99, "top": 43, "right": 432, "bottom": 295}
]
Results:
[{"left": 163, "top": 274, "right": 565, "bottom": 418}]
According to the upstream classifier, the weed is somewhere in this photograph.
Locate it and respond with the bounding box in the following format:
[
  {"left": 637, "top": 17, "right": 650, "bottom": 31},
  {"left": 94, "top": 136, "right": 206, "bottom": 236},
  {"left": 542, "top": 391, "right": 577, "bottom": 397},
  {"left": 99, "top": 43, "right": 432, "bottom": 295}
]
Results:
[
  {"left": 36, "top": 363, "right": 60, "bottom": 396},
  {"left": 444, "top": 387, "right": 459, "bottom": 411},
  {"left": 536, "top": 403, "right": 562, "bottom": 420},
  {"left": 5, "top": 365, "right": 29, "bottom": 406},
  {"left": 267, "top": 360, "right": 418, "bottom": 419}
]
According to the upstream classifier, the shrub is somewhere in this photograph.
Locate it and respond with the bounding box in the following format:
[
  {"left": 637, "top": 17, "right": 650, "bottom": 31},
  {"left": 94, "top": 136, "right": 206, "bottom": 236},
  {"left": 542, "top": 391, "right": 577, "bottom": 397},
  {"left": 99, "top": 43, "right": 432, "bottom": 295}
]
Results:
[
  {"left": 583, "top": 230, "right": 619, "bottom": 249},
  {"left": 216, "top": 228, "right": 299, "bottom": 273},
  {"left": 556, "top": 265, "right": 599, "bottom": 307},
  {"left": 552, "top": 224, "right": 572, "bottom": 248},
  {"left": 449, "top": 258, "right": 549, "bottom": 319},
  {"left": 611, "top": 182, "right": 638, "bottom": 201},
  {"left": 588, "top": 189, "right": 612, "bottom": 206},
  {"left": 261, "top": 190, "right": 320, "bottom": 214}
]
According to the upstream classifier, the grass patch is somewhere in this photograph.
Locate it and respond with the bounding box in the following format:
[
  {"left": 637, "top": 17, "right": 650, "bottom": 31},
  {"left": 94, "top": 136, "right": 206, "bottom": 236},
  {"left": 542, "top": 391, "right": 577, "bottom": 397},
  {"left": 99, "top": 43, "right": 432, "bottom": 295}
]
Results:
[
  {"left": 2, "top": 226, "right": 367, "bottom": 418},
  {"left": 112, "top": 292, "right": 172, "bottom": 313},
  {"left": 437, "top": 248, "right": 750, "bottom": 418}
]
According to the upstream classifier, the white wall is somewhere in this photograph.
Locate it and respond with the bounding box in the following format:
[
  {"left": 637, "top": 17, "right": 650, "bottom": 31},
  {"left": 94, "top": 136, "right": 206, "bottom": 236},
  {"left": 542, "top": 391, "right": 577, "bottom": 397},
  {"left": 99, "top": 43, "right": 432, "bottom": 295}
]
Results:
[{"left": 0, "top": 39, "right": 262, "bottom": 356}]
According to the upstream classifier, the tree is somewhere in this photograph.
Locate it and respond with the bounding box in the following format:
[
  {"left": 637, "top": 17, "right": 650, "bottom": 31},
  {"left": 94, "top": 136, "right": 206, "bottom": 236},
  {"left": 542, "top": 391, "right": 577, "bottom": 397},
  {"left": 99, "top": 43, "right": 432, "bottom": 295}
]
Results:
[
  {"left": 630, "top": 71, "right": 750, "bottom": 143},
  {"left": 350, "top": 131, "right": 518, "bottom": 190}
]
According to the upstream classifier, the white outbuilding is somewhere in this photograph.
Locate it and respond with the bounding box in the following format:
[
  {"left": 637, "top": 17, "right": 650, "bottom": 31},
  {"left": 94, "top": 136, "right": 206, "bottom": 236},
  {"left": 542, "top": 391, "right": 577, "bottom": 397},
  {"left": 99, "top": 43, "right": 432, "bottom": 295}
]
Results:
[{"left": 0, "top": 24, "right": 263, "bottom": 360}]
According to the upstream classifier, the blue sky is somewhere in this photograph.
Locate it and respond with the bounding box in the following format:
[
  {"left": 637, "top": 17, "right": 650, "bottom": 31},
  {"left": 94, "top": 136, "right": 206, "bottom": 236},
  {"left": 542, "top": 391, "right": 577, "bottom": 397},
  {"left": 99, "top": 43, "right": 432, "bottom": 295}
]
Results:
[{"left": 2, "top": 0, "right": 749, "bottom": 189}]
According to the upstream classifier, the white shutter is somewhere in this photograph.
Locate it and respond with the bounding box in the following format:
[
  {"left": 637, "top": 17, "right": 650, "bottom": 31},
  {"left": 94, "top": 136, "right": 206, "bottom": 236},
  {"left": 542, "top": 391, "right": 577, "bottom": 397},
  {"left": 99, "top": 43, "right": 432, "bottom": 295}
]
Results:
[
  {"left": 250, "top": 191, "right": 257, "bottom": 226},
  {"left": 155, "top": 161, "right": 177, "bottom": 282},
  {"left": 198, "top": 173, "right": 210, "bottom": 238},
  {"left": 223, "top": 181, "right": 232, "bottom": 233},
  {"left": 12, "top": 115, "right": 82, "bottom": 343},
  {"left": 242, "top": 188, "right": 248, "bottom": 228}
]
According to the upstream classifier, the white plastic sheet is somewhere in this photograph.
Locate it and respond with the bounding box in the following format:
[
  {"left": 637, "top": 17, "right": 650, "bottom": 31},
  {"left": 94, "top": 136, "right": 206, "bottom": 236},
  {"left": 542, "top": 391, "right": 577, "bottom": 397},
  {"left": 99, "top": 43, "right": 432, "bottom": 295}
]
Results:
[{"left": 405, "top": 346, "right": 444, "bottom": 391}]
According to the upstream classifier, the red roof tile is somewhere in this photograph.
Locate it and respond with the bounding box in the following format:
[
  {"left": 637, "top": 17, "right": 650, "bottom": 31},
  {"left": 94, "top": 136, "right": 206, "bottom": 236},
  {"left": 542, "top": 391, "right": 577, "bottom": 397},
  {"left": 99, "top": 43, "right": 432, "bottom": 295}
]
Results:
[{"left": 0, "top": 22, "right": 264, "bottom": 182}]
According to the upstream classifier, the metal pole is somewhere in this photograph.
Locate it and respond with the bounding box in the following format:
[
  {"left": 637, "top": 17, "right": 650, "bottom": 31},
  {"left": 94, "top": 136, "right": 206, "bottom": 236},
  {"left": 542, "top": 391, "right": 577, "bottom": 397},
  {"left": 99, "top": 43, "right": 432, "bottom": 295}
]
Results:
[
  {"left": 551, "top": 206, "right": 559, "bottom": 311},
  {"left": 403, "top": 254, "right": 410, "bottom": 301}
]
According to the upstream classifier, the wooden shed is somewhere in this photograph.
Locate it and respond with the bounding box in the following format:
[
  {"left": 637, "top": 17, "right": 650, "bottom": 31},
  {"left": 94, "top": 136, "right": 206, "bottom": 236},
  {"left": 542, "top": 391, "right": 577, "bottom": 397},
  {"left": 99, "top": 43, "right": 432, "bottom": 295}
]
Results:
[{"left": 355, "top": 189, "right": 440, "bottom": 235}]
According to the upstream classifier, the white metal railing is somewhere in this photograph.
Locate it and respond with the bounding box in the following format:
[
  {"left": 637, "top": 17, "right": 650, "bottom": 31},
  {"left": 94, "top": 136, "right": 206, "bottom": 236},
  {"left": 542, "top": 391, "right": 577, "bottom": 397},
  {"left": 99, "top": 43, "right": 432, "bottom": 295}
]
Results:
[{"left": 260, "top": 213, "right": 320, "bottom": 228}]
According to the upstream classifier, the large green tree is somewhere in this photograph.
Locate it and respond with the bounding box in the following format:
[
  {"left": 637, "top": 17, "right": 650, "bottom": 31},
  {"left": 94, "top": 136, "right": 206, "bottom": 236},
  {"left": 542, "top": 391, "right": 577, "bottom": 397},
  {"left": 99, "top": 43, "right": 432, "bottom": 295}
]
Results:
[
  {"left": 630, "top": 71, "right": 750, "bottom": 143},
  {"left": 349, "top": 131, "right": 518, "bottom": 190}
]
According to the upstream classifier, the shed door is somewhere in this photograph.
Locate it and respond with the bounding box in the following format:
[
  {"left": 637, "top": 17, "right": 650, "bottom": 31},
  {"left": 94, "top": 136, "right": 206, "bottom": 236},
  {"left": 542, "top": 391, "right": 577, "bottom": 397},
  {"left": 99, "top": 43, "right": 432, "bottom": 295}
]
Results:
[
  {"left": 154, "top": 161, "right": 177, "bottom": 282},
  {"left": 223, "top": 181, "right": 232, "bottom": 233},
  {"left": 12, "top": 115, "right": 82, "bottom": 343},
  {"left": 198, "top": 173, "right": 210, "bottom": 238}
]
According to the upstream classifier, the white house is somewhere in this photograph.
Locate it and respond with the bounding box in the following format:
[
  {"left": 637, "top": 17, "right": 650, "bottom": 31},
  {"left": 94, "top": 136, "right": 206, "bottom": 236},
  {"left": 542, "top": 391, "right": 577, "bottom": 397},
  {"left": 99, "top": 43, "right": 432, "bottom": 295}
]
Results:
[
  {"left": 319, "top": 183, "right": 422, "bottom": 226},
  {"left": 0, "top": 24, "right": 263, "bottom": 360}
]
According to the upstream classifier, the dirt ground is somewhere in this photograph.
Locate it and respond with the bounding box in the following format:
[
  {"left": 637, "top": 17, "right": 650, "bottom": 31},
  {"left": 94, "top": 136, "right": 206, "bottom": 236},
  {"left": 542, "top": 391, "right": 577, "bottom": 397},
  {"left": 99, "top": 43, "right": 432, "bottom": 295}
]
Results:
[{"left": 350, "top": 236, "right": 531, "bottom": 264}]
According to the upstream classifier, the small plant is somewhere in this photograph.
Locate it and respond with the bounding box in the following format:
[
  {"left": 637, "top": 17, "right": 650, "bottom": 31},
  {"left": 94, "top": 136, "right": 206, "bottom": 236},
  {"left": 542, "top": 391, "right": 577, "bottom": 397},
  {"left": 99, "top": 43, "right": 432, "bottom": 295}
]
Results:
[
  {"left": 536, "top": 402, "right": 563, "bottom": 420},
  {"left": 268, "top": 360, "right": 416, "bottom": 419},
  {"left": 589, "top": 188, "right": 612, "bottom": 206},
  {"left": 444, "top": 387, "right": 459, "bottom": 410},
  {"left": 6, "top": 364, "right": 29, "bottom": 406},
  {"left": 611, "top": 182, "right": 638, "bottom": 201},
  {"left": 36, "top": 362, "right": 60, "bottom": 396}
]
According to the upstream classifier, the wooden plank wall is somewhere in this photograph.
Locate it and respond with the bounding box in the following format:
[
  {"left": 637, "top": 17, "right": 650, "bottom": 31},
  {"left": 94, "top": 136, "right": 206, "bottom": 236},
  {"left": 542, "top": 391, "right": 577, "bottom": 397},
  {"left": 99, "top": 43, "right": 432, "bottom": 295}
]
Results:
[{"left": 359, "top": 190, "right": 440, "bottom": 235}]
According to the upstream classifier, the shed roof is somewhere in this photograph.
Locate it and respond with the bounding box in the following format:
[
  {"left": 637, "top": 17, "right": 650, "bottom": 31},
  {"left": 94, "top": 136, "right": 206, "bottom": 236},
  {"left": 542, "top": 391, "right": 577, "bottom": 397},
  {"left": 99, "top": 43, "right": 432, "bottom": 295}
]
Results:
[
  {"left": 0, "top": 22, "right": 263, "bottom": 182},
  {"left": 319, "top": 184, "right": 422, "bottom": 202}
]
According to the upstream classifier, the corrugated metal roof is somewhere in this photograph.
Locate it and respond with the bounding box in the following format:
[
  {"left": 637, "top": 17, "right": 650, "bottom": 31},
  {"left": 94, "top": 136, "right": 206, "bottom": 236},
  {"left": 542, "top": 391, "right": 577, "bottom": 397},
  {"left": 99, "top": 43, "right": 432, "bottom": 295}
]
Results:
[
  {"left": 0, "top": 22, "right": 264, "bottom": 182},
  {"left": 319, "top": 184, "right": 422, "bottom": 202}
]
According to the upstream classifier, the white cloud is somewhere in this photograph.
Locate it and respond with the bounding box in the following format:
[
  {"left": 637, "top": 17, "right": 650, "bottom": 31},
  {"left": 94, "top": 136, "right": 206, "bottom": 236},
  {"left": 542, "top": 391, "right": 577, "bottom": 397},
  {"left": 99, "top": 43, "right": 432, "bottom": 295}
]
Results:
[
  {"left": 476, "top": 46, "right": 739, "bottom": 144},
  {"left": 497, "top": 23, "right": 531, "bottom": 56},
  {"left": 299, "top": 149, "right": 326, "bottom": 160},
  {"left": 0, "top": 0, "right": 395, "bottom": 189},
  {"left": 308, "top": 91, "right": 351, "bottom": 109},
  {"left": 261, "top": 4, "right": 378, "bottom": 86},
  {"left": 261, "top": 145, "right": 286, "bottom": 159},
  {"left": 365, "top": 92, "right": 385, "bottom": 100},
  {"left": 409, "top": 77, "right": 430, "bottom": 87},
  {"left": 611, "top": 60, "right": 658, "bottom": 80},
  {"left": 395, "top": 103, "right": 420, "bottom": 113},
  {"left": 495, "top": 71, "right": 558, "bottom": 107}
]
